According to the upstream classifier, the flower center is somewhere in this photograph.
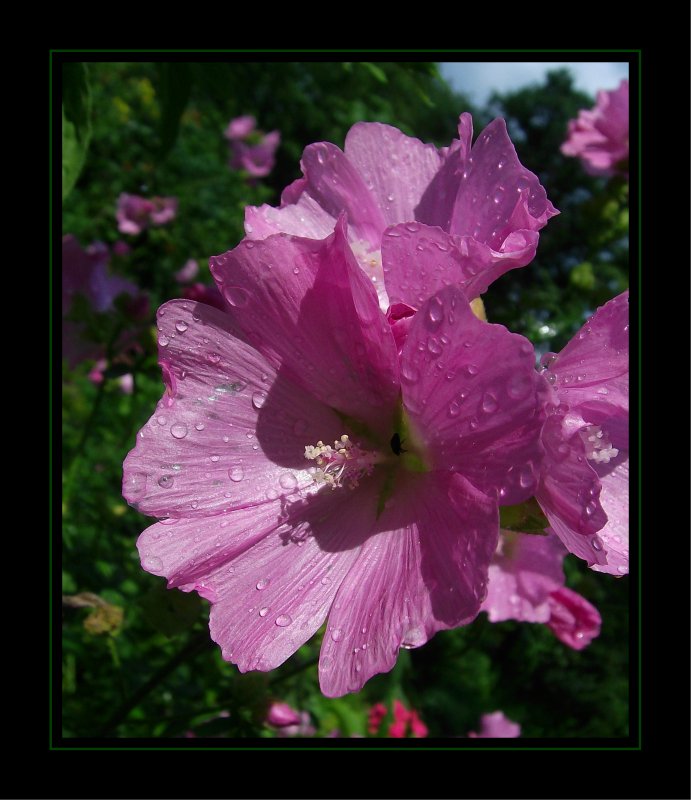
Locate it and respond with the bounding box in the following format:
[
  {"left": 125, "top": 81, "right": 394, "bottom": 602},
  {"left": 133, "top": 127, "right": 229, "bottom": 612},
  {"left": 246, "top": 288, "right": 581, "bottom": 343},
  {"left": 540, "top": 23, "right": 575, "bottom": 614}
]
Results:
[
  {"left": 304, "top": 434, "right": 383, "bottom": 489},
  {"left": 579, "top": 425, "right": 619, "bottom": 464}
]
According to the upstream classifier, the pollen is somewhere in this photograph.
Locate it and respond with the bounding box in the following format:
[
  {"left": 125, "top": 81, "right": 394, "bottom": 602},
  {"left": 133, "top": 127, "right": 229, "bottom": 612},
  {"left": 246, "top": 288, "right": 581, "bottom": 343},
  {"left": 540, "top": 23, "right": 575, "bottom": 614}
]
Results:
[
  {"left": 304, "top": 434, "right": 381, "bottom": 489},
  {"left": 580, "top": 425, "right": 619, "bottom": 464}
]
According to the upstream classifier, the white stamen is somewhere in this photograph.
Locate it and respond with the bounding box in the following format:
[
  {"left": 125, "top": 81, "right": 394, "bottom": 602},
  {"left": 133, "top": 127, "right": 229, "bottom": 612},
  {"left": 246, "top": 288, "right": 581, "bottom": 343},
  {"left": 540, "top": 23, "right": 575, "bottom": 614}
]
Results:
[
  {"left": 304, "top": 433, "right": 380, "bottom": 489},
  {"left": 580, "top": 425, "right": 619, "bottom": 464}
]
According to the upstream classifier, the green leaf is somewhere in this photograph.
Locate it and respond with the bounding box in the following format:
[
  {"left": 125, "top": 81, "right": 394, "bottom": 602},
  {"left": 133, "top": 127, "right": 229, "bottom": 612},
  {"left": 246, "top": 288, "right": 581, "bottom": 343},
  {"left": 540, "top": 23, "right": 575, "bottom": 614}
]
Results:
[
  {"left": 156, "top": 63, "right": 193, "bottom": 159},
  {"left": 140, "top": 582, "right": 202, "bottom": 637},
  {"left": 361, "top": 62, "right": 388, "bottom": 84},
  {"left": 62, "top": 63, "right": 92, "bottom": 201},
  {"left": 499, "top": 497, "right": 549, "bottom": 534}
]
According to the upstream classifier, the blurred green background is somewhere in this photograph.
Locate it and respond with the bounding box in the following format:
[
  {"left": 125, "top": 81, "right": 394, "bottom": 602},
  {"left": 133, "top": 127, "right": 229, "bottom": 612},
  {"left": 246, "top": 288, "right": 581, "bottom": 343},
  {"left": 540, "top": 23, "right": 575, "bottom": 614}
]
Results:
[{"left": 61, "top": 61, "right": 629, "bottom": 740}]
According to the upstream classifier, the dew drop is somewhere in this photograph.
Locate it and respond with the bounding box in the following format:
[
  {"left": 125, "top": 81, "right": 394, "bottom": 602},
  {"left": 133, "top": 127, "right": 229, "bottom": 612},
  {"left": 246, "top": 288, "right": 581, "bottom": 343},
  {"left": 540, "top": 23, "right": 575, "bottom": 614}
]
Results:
[
  {"left": 157, "top": 416, "right": 167, "bottom": 426},
  {"left": 207, "top": 352, "right": 221, "bottom": 365},
  {"left": 617, "top": 565, "right": 627, "bottom": 575},
  {"left": 194, "top": 422, "right": 205, "bottom": 431},
  {"left": 229, "top": 466, "right": 244, "bottom": 482},
  {"left": 330, "top": 628, "right": 343, "bottom": 642},
  {"left": 170, "top": 423, "right": 188, "bottom": 439},
  {"left": 401, "top": 363, "right": 419, "bottom": 383},
  {"left": 465, "top": 364, "right": 479, "bottom": 377},
  {"left": 590, "top": 536, "right": 603, "bottom": 551},
  {"left": 158, "top": 475, "right": 174, "bottom": 489},
  {"left": 223, "top": 286, "right": 250, "bottom": 307},
  {"left": 252, "top": 391, "right": 267, "bottom": 409},
  {"left": 481, "top": 391, "right": 498, "bottom": 414},
  {"left": 157, "top": 334, "right": 170, "bottom": 347},
  {"left": 427, "top": 296, "right": 444, "bottom": 328},
  {"left": 256, "top": 578, "right": 269, "bottom": 590},
  {"left": 275, "top": 614, "right": 292, "bottom": 627},
  {"left": 259, "top": 606, "right": 269, "bottom": 617},
  {"left": 279, "top": 472, "right": 297, "bottom": 490},
  {"left": 266, "top": 488, "right": 279, "bottom": 500},
  {"left": 321, "top": 576, "right": 332, "bottom": 586},
  {"left": 427, "top": 336, "right": 443, "bottom": 356},
  {"left": 448, "top": 399, "right": 462, "bottom": 417},
  {"left": 143, "top": 556, "right": 164, "bottom": 573},
  {"left": 210, "top": 454, "right": 220, "bottom": 462},
  {"left": 128, "top": 472, "right": 147, "bottom": 496},
  {"left": 175, "top": 320, "right": 188, "bottom": 333}
]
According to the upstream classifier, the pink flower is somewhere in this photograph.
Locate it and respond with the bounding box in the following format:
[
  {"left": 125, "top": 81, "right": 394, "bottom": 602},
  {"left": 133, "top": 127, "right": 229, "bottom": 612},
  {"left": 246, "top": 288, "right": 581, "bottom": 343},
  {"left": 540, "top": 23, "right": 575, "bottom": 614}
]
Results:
[
  {"left": 561, "top": 79, "right": 629, "bottom": 177},
  {"left": 265, "top": 701, "right": 302, "bottom": 727},
  {"left": 536, "top": 292, "right": 629, "bottom": 576},
  {"left": 123, "top": 221, "right": 547, "bottom": 696},
  {"left": 62, "top": 235, "right": 138, "bottom": 367},
  {"left": 244, "top": 113, "right": 558, "bottom": 308},
  {"left": 116, "top": 193, "right": 178, "bottom": 235},
  {"left": 367, "top": 702, "right": 388, "bottom": 734},
  {"left": 229, "top": 131, "right": 281, "bottom": 179},
  {"left": 468, "top": 711, "right": 520, "bottom": 738},
  {"left": 175, "top": 259, "right": 199, "bottom": 284},
  {"left": 389, "top": 700, "right": 429, "bottom": 738},
  {"left": 482, "top": 529, "right": 601, "bottom": 649},
  {"left": 225, "top": 115, "right": 257, "bottom": 141}
]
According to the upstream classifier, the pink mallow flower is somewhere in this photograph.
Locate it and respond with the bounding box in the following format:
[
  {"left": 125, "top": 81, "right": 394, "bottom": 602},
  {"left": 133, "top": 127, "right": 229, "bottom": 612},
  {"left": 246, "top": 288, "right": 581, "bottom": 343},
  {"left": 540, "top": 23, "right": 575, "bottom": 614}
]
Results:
[
  {"left": 116, "top": 193, "right": 178, "bottom": 235},
  {"left": 266, "top": 703, "right": 315, "bottom": 737},
  {"left": 468, "top": 711, "right": 521, "bottom": 738},
  {"left": 388, "top": 700, "right": 428, "bottom": 738},
  {"left": 123, "top": 220, "right": 547, "bottom": 697},
  {"left": 244, "top": 112, "right": 558, "bottom": 309},
  {"left": 482, "top": 529, "right": 601, "bottom": 650},
  {"left": 561, "top": 79, "right": 629, "bottom": 177},
  {"left": 62, "top": 235, "right": 138, "bottom": 367},
  {"left": 535, "top": 291, "right": 629, "bottom": 576},
  {"left": 175, "top": 259, "right": 200, "bottom": 284},
  {"left": 229, "top": 131, "right": 281, "bottom": 179},
  {"left": 224, "top": 115, "right": 257, "bottom": 141}
]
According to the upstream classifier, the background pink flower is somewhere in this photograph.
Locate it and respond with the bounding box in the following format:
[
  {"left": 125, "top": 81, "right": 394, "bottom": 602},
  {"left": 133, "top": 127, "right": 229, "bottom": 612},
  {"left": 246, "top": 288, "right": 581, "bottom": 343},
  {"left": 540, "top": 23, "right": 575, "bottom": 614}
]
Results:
[
  {"left": 116, "top": 193, "right": 178, "bottom": 235},
  {"left": 561, "top": 79, "right": 628, "bottom": 177},
  {"left": 468, "top": 710, "right": 520, "bottom": 738}
]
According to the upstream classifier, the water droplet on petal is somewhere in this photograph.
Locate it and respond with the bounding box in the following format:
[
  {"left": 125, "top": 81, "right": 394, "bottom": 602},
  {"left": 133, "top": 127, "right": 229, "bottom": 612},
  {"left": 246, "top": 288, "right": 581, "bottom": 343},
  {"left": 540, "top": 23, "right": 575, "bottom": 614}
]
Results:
[
  {"left": 401, "top": 363, "right": 419, "bottom": 383},
  {"left": 157, "top": 334, "right": 170, "bottom": 347},
  {"left": 229, "top": 466, "right": 244, "bottom": 482},
  {"left": 259, "top": 606, "right": 269, "bottom": 617},
  {"left": 175, "top": 320, "right": 188, "bottom": 333},
  {"left": 427, "top": 296, "right": 444, "bottom": 328},
  {"left": 207, "top": 352, "right": 221, "bottom": 365},
  {"left": 252, "top": 391, "right": 267, "bottom": 409},
  {"left": 331, "top": 628, "right": 343, "bottom": 642},
  {"left": 465, "top": 364, "right": 479, "bottom": 377},
  {"left": 256, "top": 578, "right": 269, "bottom": 590},
  {"left": 194, "top": 422, "right": 205, "bottom": 431},
  {"left": 591, "top": 536, "right": 603, "bottom": 551},
  {"left": 321, "top": 576, "right": 331, "bottom": 586},
  {"left": 170, "top": 423, "right": 188, "bottom": 439},
  {"left": 143, "top": 556, "right": 163, "bottom": 573},
  {"left": 275, "top": 614, "right": 292, "bottom": 627},
  {"left": 210, "top": 454, "right": 220, "bottom": 462},
  {"left": 223, "top": 286, "right": 250, "bottom": 308},
  {"left": 279, "top": 473, "right": 297, "bottom": 490},
  {"left": 481, "top": 391, "right": 498, "bottom": 414},
  {"left": 266, "top": 488, "right": 279, "bottom": 500},
  {"left": 158, "top": 475, "right": 175, "bottom": 489}
]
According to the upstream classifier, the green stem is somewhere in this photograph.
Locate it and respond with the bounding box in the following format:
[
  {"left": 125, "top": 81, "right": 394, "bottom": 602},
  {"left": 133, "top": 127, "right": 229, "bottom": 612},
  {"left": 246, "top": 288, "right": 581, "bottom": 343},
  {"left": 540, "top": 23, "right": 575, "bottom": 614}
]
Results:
[{"left": 97, "top": 631, "right": 210, "bottom": 737}]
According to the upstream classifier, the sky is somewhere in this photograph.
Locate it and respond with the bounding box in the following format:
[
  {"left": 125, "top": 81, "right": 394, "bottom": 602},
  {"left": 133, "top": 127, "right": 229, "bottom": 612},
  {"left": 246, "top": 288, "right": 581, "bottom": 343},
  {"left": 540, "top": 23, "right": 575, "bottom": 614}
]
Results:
[{"left": 440, "top": 62, "right": 629, "bottom": 105}]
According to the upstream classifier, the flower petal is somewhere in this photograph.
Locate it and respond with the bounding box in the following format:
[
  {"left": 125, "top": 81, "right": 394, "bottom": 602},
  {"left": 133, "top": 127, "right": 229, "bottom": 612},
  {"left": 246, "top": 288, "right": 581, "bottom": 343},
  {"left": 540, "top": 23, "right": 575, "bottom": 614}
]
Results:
[
  {"left": 400, "top": 285, "right": 546, "bottom": 504},
  {"left": 549, "top": 290, "right": 629, "bottom": 408},
  {"left": 206, "top": 479, "right": 381, "bottom": 673},
  {"left": 590, "top": 456, "right": 629, "bottom": 576},
  {"left": 547, "top": 586, "right": 602, "bottom": 650},
  {"left": 468, "top": 711, "right": 521, "bottom": 738},
  {"left": 382, "top": 222, "right": 541, "bottom": 306},
  {"left": 343, "top": 122, "right": 442, "bottom": 226},
  {"left": 123, "top": 299, "right": 340, "bottom": 519},
  {"left": 482, "top": 530, "right": 565, "bottom": 623},
  {"left": 209, "top": 220, "right": 400, "bottom": 436},
  {"left": 318, "top": 472, "right": 498, "bottom": 697},
  {"left": 536, "top": 414, "right": 608, "bottom": 566}
]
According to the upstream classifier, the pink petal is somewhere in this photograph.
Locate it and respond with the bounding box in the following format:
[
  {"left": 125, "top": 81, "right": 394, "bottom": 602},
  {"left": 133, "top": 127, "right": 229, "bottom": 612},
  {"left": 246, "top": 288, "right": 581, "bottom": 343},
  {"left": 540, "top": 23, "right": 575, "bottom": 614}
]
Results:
[
  {"left": 382, "top": 222, "right": 541, "bottom": 306},
  {"left": 482, "top": 530, "right": 565, "bottom": 623},
  {"left": 209, "top": 220, "right": 400, "bottom": 436},
  {"left": 548, "top": 290, "right": 629, "bottom": 410},
  {"left": 536, "top": 414, "right": 608, "bottom": 566},
  {"left": 266, "top": 702, "right": 302, "bottom": 727},
  {"left": 547, "top": 586, "right": 602, "bottom": 650},
  {"left": 590, "top": 456, "right": 629, "bottom": 576},
  {"left": 468, "top": 711, "right": 521, "bottom": 738},
  {"left": 400, "top": 285, "right": 546, "bottom": 505},
  {"left": 343, "top": 122, "right": 442, "bottom": 226},
  {"left": 123, "top": 299, "right": 341, "bottom": 519},
  {"left": 318, "top": 472, "right": 498, "bottom": 697},
  {"left": 207, "top": 478, "right": 381, "bottom": 673},
  {"left": 245, "top": 191, "right": 335, "bottom": 241}
]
